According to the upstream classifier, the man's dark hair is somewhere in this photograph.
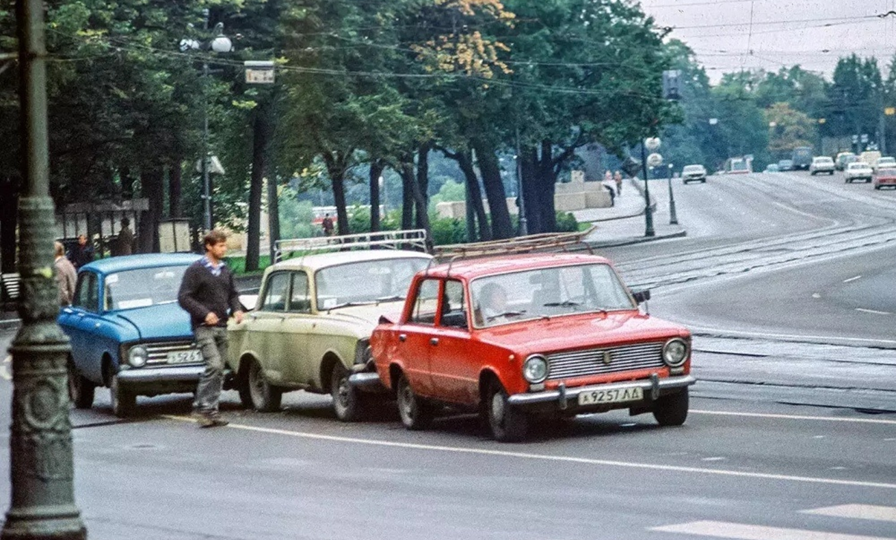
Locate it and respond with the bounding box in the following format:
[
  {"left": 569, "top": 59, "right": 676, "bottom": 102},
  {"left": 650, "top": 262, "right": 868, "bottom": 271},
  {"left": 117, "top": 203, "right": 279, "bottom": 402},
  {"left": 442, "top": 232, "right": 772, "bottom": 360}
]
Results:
[
  {"left": 203, "top": 229, "right": 228, "bottom": 250},
  {"left": 121, "top": 217, "right": 130, "bottom": 227}
]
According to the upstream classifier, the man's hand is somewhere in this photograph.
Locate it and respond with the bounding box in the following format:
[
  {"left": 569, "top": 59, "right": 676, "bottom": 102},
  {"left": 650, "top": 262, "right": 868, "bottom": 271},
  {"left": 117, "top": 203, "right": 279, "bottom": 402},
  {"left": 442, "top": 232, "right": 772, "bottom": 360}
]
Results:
[
  {"left": 204, "top": 312, "right": 220, "bottom": 326},
  {"left": 233, "top": 310, "right": 244, "bottom": 324}
]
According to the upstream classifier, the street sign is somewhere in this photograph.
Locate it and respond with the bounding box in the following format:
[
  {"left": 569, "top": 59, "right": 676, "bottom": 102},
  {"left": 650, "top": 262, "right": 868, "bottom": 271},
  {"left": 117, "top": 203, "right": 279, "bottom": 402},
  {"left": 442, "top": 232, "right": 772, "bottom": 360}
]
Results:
[
  {"left": 645, "top": 137, "right": 662, "bottom": 151},
  {"left": 245, "top": 60, "right": 275, "bottom": 84},
  {"left": 647, "top": 152, "right": 664, "bottom": 167},
  {"left": 861, "top": 134, "right": 869, "bottom": 143},
  {"left": 708, "top": 118, "right": 718, "bottom": 125},
  {"left": 662, "top": 70, "right": 681, "bottom": 100},
  {"left": 852, "top": 135, "right": 859, "bottom": 144}
]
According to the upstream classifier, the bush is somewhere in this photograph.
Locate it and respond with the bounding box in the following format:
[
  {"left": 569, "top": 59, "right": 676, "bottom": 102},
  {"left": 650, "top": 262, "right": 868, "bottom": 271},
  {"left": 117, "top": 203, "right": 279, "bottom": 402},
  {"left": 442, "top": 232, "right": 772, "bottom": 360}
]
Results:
[
  {"left": 555, "top": 211, "right": 579, "bottom": 232},
  {"left": 430, "top": 217, "right": 466, "bottom": 246}
]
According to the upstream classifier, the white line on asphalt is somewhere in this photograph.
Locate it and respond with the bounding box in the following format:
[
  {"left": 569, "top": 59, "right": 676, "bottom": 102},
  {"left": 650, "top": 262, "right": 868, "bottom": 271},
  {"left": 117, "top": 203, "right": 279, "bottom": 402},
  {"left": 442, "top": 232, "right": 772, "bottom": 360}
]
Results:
[
  {"left": 843, "top": 275, "right": 863, "bottom": 283},
  {"left": 855, "top": 308, "right": 892, "bottom": 316},
  {"left": 163, "top": 415, "right": 896, "bottom": 491},
  {"left": 690, "top": 410, "right": 896, "bottom": 426},
  {"left": 802, "top": 504, "right": 896, "bottom": 523},
  {"left": 686, "top": 324, "right": 896, "bottom": 346},
  {"left": 650, "top": 520, "right": 890, "bottom": 540}
]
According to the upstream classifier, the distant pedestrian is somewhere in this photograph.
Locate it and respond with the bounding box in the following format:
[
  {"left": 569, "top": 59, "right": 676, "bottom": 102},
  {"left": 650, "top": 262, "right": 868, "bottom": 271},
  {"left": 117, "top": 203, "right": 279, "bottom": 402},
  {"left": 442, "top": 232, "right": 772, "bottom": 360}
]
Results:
[
  {"left": 614, "top": 170, "right": 623, "bottom": 196},
  {"left": 178, "top": 229, "right": 244, "bottom": 428},
  {"left": 54, "top": 241, "right": 77, "bottom": 306},
  {"left": 601, "top": 171, "right": 616, "bottom": 206},
  {"left": 321, "top": 213, "right": 335, "bottom": 237},
  {"left": 69, "top": 234, "right": 93, "bottom": 269},
  {"left": 116, "top": 217, "right": 134, "bottom": 256}
]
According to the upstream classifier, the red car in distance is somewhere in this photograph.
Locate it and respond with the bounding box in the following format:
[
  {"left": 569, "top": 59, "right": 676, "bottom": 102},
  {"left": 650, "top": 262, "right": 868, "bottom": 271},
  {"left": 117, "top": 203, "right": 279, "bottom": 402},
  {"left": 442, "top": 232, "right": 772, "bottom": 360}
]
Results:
[
  {"left": 873, "top": 166, "right": 896, "bottom": 190},
  {"left": 360, "top": 253, "right": 695, "bottom": 442}
]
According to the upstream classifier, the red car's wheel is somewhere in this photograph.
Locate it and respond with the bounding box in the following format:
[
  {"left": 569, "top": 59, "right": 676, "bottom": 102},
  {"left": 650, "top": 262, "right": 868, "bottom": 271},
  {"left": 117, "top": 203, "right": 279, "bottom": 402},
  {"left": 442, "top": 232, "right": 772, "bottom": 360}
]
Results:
[
  {"left": 487, "top": 381, "right": 529, "bottom": 442},
  {"left": 396, "top": 373, "right": 432, "bottom": 430}
]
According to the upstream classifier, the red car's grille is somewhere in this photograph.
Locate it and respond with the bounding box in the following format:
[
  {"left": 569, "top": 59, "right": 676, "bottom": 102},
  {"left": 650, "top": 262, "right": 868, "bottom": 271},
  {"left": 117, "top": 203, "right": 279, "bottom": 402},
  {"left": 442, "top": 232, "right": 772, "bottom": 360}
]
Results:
[{"left": 546, "top": 342, "right": 664, "bottom": 380}]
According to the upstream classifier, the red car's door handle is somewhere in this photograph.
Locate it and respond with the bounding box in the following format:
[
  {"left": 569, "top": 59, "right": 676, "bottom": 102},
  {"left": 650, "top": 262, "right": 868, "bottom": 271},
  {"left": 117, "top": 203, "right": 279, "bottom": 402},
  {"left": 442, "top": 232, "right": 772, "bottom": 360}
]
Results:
[
  {"left": 399, "top": 334, "right": 406, "bottom": 342},
  {"left": 430, "top": 338, "right": 439, "bottom": 346}
]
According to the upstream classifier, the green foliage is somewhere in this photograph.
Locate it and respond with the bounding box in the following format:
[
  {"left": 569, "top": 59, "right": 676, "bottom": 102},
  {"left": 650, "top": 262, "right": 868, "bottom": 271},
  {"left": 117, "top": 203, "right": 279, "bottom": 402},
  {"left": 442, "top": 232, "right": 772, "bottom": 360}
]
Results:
[
  {"left": 766, "top": 103, "right": 817, "bottom": 158},
  {"left": 554, "top": 212, "right": 579, "bottom": 233},
  {"left": 429, "top": 179, "right": 466, "bottom": 212},
  {"left": 278, "top": 188, "right": 316, "bottom": 239},
  {"left": 430, "top": 217, "right": 466, "bottom": 246}
]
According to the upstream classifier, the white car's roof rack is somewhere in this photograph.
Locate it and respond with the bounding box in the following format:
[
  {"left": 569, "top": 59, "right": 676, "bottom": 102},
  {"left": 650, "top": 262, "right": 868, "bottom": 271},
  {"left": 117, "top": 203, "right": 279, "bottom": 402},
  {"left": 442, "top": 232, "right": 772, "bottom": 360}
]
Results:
[
  {"left": 434, "top": 225, "right": 596, "bottom": 265},
  {"left": 273, "top": 229, "right": 429, "bottom": 263}
]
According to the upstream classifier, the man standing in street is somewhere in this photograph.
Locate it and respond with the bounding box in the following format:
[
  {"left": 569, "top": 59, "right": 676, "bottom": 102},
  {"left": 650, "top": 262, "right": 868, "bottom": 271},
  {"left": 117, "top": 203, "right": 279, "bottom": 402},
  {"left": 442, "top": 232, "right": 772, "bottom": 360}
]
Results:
[
  {"left": 178, "top": 229, "right": 244, "bottom": 428},
  {"left": 116, "top": 217, "right": 134, "bottom": 256},
  {"left": 54, "top": 241, "right": 77, "bottom": 306}
]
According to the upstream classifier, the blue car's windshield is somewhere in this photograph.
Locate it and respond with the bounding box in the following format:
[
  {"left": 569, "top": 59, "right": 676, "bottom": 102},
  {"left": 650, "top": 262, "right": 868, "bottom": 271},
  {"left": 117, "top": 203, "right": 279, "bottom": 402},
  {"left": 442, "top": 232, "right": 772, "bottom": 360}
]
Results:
[{"left": 104, "top": 265, "right": 189, "bottom": 311}]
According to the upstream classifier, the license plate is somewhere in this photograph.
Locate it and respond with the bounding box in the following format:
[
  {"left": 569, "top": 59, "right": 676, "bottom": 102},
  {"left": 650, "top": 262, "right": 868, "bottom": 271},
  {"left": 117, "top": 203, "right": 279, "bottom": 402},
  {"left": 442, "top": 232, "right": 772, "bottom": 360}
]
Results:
[
  {"left": 167, "top": 350, "right": 203, "bottom": 364},
  {"left": 578, "top": 386, "right": 643, "bottom": 406}
]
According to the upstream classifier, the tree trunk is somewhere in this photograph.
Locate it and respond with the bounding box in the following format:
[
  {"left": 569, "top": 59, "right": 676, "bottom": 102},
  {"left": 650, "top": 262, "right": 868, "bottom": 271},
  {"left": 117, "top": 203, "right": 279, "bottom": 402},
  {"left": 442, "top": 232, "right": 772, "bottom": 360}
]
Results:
[
  {"left": 472, "top": 140, "right": 513, "bottom": 239},
  {"left": 323, "top": 151, "right": 351, "bottom": 236},
  {"left": 267, "top": 172, "right": 280, "bottom": 265},
  {"left": 246, "top": 106, "right": 271, "bottom": 272},
  {"left": 400, "top": 160, "right": 414, "bottom": 231},
  {"left": 455, "top": 150, "right": 490, "bottom": 241},
  {"left": 537, "top": 139, "right": 558, "bottom": 233},
  {"left": 138, "top": 167, "right": 164, "bottom": 253},
  {"left": 414, "top": 143, "right": 431, "bottom": 230},
  {"left": 169, "top": 156, "right": 183, "bottom": 218},
  {"left": 0, "top": 176, "right": 19, "bottom": 273},
  {"left": 520, "top": 146, "right": 541, "bottom": 234},
  {"left": 369, "top": 160, "right": 385, "bottom": 232}
]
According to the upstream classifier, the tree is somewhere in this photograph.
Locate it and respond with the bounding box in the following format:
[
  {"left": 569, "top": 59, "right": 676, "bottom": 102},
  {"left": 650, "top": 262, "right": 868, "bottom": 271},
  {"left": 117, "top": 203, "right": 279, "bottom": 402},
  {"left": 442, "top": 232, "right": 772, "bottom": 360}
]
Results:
[
  {"left": 826, "top": 55, "right": 883, "bottom": 143},
  {"left": 766, "top": 102, "right": 816, "bottom": 158}
]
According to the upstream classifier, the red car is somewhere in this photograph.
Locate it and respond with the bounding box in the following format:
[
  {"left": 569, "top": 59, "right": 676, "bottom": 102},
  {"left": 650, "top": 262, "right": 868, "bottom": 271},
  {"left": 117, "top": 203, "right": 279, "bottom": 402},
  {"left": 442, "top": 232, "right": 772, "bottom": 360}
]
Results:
[
  {"left": 357, "top": 253, "right": 695, "bottom": 442},
  {"left": 873, "top": 167, "right": 896, "bottom": 190}
]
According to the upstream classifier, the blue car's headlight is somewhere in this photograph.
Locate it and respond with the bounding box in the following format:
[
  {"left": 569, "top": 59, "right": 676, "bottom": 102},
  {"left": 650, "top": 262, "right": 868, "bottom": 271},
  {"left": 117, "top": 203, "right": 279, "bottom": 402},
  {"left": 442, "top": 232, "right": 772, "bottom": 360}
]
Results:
[{"left": 128, "top": 346, "right": 148, "bottom": 368}]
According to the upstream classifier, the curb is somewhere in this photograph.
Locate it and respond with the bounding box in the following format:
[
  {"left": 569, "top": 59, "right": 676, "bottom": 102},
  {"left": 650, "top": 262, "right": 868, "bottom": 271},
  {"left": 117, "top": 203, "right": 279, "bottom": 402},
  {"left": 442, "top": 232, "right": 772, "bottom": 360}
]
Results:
[
  {"left": 587, "top": 229, "right": 687, "bottom": 249},
  {"left": 0, "top": 318, "right": 20, "bottom": 331}
]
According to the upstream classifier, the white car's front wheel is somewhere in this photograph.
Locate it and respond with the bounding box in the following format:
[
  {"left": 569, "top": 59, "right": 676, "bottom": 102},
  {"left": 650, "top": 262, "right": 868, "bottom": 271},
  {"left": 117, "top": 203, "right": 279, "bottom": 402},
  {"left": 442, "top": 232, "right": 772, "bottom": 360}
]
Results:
[{"left": 331, "top": 363, "right": 363, "bottom": 422}]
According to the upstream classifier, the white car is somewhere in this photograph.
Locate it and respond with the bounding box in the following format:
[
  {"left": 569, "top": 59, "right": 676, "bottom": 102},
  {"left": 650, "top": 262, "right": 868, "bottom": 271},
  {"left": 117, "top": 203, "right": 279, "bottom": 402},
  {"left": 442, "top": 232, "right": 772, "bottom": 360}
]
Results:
[
  {"left": 845, "top": 162, "right": 873, "bottom": 183},
  {"left": 681, "top": 164, "right": 707, "bottom": 184},
  {"left": 873, "top": 156, "right": 896, "bottom": 173},
  {"left": 809, "top": 156, "right": 835, "bottom": 175}
]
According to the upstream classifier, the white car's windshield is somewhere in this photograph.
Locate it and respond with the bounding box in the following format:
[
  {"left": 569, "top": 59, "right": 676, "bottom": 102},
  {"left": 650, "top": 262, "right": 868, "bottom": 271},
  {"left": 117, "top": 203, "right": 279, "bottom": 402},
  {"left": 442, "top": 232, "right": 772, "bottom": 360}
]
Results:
[
  {"left": 814, "top": 158, "right": 832, "bottom": 164},
  {"left": 849, "top": 163, "right": 871, "bottom": 170},
  {"left": 470, "top": 263, "right": 635, "bottom": 328},
  {"left": 683, "top": 165, "right": 703, "bottom": 173},
  {"left": 104, "top": 265, "right": 189, "bottom": 310},
  {"left": 316, "top": 257, "right": 430, "bottom": 310}
]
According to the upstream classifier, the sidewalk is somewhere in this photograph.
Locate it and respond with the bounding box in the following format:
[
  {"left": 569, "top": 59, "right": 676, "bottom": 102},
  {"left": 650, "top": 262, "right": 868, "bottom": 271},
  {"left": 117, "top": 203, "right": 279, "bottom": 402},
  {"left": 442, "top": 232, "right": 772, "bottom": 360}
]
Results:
[{"left": 573, "top": 178, "right": 687, "bottom": 248}]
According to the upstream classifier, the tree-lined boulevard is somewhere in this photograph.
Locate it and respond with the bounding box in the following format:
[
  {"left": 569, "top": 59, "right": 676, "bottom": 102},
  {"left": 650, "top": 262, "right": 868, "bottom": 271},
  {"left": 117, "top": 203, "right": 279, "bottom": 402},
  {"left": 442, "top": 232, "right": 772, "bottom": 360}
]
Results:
[{"left": 2, "top": 167, "right": 894, "bottom": 540}]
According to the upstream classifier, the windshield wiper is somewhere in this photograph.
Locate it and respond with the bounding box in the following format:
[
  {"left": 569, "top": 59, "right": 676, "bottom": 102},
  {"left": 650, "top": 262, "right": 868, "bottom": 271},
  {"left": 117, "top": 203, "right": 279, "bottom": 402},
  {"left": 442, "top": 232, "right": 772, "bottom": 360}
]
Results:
[
  {"left": 375, "top": 294, "right": 405, "bottom": 303},
  {"left": 487, "top": 310, "right": 526, "bottom": 322},
  {"left": 542, "top": 300, "right": 582, "bottom": 307},
  {"left": 327, "top": 300, "right": 378, "bottom": 311}
]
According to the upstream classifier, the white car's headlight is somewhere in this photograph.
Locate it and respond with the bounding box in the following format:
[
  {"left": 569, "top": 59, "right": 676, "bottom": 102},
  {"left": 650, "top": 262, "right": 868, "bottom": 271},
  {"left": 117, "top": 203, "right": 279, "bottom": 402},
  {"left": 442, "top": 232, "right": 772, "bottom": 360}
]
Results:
[
  {"left": 128, "top": 346, "right": 148, "bottom": 368},
  {"left": 662, "top": 339, "right": 689, "bottom": 367},
  {"left": 354, "top": 339, "right": 372, "bottom": 365},
  {"left": 523, "top": 355, "right": 548, "bottom": 384}
]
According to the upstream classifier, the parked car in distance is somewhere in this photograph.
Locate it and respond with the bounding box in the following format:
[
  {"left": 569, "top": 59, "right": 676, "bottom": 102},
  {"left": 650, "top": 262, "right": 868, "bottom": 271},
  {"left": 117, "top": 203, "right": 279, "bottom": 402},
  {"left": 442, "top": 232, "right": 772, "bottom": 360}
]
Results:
[
  {"left": 227, "top": 236, "right": 431, "bottom": 420},
  {"left": 872, "top": 156, "right": 896, "bottom": 173},
  {"left": 777, "top": 159, "right": 794, "bottom": 171},
  {"left": 845, "top": 162, "right": 873, "bottom": 183},
  {"left": 681, "top": 164, "right": 707, "bottom": 184},
  {"left": 859, "top": 150, "right": 882, "bottom": 169},
  {"left": 724, "top": 157, "right": 752, "bottom": 174},
  {"left": 809, "top": 156, "right": 835, "bottom": 175},
  {"left": 361, "top": 253, "right": 695, "bottom": 442},
  {"left": 791, "top": 146, "right": 813, "bottom": 170},
  {"left": 873, "top": 166, "right": 896, "bottom": 190},
  {"left": 764, "top": 164, "right": 780, "bottom": 173},
  {"left": 835, "top": 152, "right": 857, "bottom": 170},
  {"left": 60, "top": 253, "right": 206, "bottom": 417}
]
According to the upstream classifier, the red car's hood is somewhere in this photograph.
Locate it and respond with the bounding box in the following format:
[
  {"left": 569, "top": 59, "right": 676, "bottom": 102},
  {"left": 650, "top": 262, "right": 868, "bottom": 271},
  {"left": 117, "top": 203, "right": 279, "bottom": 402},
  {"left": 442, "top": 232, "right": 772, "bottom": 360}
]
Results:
[{"left": 475, "top": 311, "right": 689, "bottom": 355}]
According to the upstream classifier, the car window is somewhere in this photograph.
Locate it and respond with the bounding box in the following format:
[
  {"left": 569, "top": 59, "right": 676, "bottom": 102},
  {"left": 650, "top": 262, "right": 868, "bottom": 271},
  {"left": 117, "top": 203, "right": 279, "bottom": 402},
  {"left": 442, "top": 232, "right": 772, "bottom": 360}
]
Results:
[
  {"left": 103, "top": 265, "right": 188, "bottom": 310},
  {"left": 73, "top": 272, "right": 99, "bottom": 313},
  {"left": 409, "top": 279, "right": 440, "bottom": 325},
  {"left": 438, "top": 280, "right": 468, "bottom": 330},
  {"left": 260, "top": 272, "right": 289, "bottom": 312},
  {"left": 288, "top": 271, "right": 311, "bottom": 313},
  {"left": 316, "top": 257, "right": 429, "bottom": 310}
]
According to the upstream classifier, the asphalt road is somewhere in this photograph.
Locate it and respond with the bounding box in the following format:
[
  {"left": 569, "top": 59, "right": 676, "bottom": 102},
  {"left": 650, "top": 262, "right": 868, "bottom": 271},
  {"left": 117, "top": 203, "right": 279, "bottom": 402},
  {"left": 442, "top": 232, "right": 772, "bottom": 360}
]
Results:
[{"left": 1, "top": 168, "right": 895, "bottom": 539}]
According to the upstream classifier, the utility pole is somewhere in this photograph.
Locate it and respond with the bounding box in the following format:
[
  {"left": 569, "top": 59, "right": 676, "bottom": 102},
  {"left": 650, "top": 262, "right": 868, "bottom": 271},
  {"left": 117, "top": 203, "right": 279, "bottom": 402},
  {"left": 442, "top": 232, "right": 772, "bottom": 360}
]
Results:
[
  {"left": 201, "top": 8, "right": 212, "bottom": 232},
  {"left": 641, "top": 142, "right": 655, "bottom": 237},
  {"left": 3, "top": 1, "right": 86, "bottom": 538}
]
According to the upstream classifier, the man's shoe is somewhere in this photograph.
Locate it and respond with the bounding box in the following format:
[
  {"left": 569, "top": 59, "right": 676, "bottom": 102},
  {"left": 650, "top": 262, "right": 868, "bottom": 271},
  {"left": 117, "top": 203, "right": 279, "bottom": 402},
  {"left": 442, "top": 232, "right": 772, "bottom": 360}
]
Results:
[
  {"left": 192, "top": 411, "right": 228, "bottom": 428},
  {"left": 207, "top": 414, "right": 229, "bottom": 428}
]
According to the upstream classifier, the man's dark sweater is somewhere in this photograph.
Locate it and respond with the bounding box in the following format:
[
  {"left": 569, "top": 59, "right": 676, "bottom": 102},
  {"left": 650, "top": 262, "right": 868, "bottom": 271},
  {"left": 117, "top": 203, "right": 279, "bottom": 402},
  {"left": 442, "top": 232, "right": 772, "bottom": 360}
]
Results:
[{"left": 178, "top": 259, "right": 242, "bottom": 330}]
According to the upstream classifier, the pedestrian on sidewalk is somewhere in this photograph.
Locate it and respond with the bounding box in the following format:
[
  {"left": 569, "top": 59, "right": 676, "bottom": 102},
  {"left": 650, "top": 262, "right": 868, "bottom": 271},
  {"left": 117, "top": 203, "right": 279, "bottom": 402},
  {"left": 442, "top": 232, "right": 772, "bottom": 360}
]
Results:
[
  {"left": 602, "top": 171, "right": 616, "bottom": 206},
  {"left": 614, "top": 170, "right": 623, "bottom": 196},
  {"left": 178, "top": 229, "right": 244, "bottom": 428},
  {"left": 69, "top": 234, "right": 93, "bottom": 269},
  {"left": 115, "top": 217, "right": 134, "bottom": 256},
  {"left": 54, "top": 241, "right": 77, "bottom": 306}
]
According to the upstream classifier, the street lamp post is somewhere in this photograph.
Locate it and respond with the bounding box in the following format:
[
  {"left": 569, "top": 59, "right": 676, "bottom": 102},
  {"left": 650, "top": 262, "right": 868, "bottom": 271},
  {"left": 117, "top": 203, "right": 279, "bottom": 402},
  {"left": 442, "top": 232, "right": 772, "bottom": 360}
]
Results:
[
  {"left": 515, "top": 126, "right": 528, "bottom": 236},
  {"left": 3, "top": 0, "right": 86, "bottom": 538},
  {"left": 641, "top": 141, "right": 655, "bottom": 237},
  {"left": 667, "top": 163, "right": 678, "bottom": 225},
  {"left": 182, "top": 9, "right": 232, "bottom": 231}
]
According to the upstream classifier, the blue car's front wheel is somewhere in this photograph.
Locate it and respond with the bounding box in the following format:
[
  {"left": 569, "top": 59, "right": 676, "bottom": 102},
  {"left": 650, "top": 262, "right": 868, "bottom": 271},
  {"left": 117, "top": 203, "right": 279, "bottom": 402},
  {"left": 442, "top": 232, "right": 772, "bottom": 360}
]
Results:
[
  {"left": 67, "top": 358, "right": 95, "bottom": 410},
  {"left": 110, "top": 371, "right": 136, "bottom": 418}
]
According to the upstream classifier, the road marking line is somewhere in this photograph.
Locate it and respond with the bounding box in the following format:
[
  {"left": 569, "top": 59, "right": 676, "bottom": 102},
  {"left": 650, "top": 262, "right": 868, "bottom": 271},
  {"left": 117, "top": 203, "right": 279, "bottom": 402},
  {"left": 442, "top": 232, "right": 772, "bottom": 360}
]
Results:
[
  {"left": 0, "top": 355, "right": 10, "bottom": 381},
  {"left": 803, "top": 505, "right": 896, "bottom": 523},
  {"left": 690, "top": 410, "right": 896, "bottom": 426},
  {"left": 650, "top": 520, "right": 890, "bottom": 540},
  {"left": 855, "top": 308, "right": 892, "bottom": 316},
  {"left": 843, "top": 275, "right": 863, "bottom": 283},
  {"left": 162, "top": 415, "right": 896, "bottom": 490},
  {"left": 687, "top": 325, "right": 896, "bottom": 346}
]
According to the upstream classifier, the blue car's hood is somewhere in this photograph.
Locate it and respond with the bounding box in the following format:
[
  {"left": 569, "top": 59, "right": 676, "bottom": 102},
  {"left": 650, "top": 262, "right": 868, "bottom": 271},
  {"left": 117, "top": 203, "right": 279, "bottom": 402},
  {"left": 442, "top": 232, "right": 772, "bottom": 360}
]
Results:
[{"left": 111, "top": 303, "right": 193, "bottom": 341}]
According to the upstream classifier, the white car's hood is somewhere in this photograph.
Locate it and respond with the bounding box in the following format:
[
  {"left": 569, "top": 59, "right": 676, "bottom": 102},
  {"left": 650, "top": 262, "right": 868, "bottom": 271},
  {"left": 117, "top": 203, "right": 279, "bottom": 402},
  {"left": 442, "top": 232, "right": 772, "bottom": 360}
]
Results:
[{"left": 324, "top": 301, "right": 405, "bottom": 328}]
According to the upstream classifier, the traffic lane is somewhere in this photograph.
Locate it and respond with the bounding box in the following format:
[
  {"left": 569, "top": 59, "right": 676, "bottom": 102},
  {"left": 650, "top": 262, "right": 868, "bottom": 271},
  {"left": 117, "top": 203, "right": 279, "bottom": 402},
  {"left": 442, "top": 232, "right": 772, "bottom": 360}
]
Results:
[
  {"left": 649, "top": 242, "right": 896, "bottom": 344},
  {"left": 45, "top": 396, "right": 896, "bottom": 540}
]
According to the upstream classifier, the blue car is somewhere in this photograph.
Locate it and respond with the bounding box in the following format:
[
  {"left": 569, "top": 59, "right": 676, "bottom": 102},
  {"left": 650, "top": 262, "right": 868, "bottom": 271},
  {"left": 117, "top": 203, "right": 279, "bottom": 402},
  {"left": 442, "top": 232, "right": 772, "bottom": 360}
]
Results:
[{"left": 61, "top": 253, "right": 210, "bottom": 417}]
